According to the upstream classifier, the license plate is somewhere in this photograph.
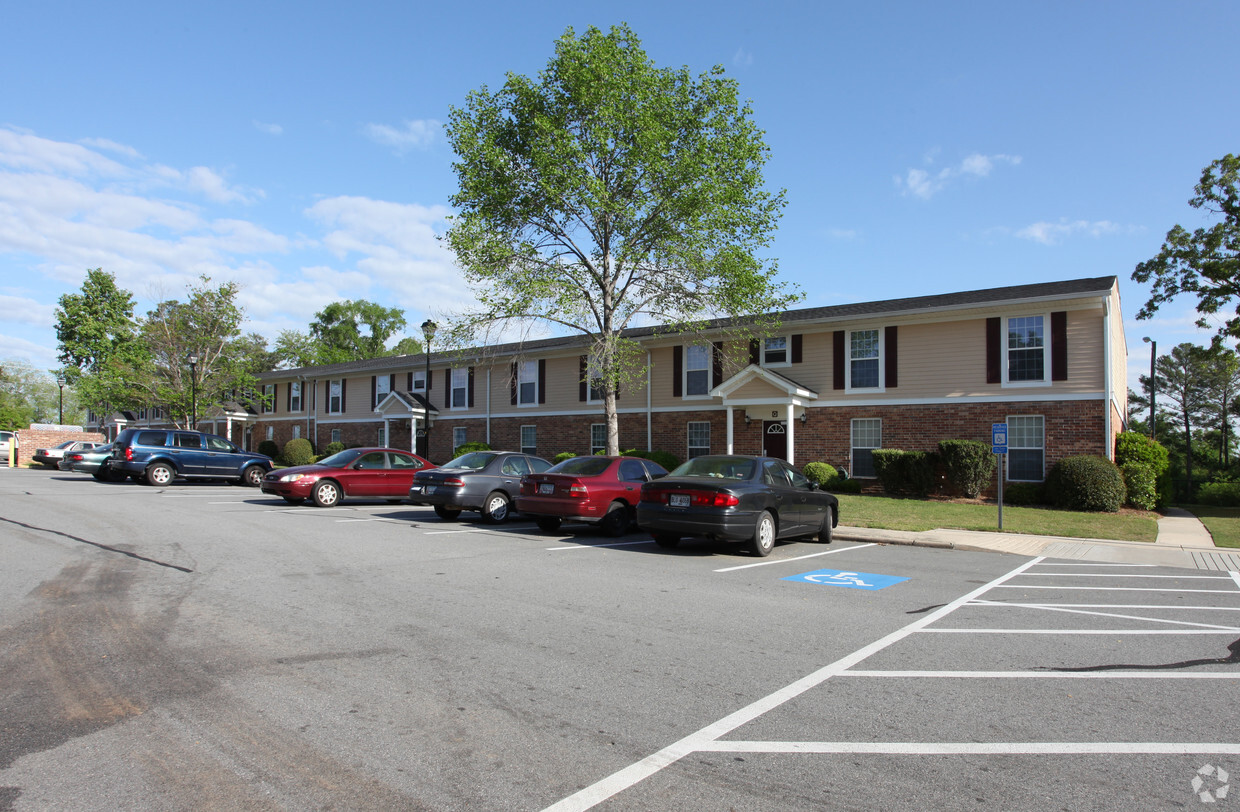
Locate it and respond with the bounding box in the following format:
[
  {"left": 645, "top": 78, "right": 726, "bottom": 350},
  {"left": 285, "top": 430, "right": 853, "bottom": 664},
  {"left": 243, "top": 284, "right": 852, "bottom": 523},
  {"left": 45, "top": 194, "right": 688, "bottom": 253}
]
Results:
[
  {"left": 539, "top": 483, "right": 555, "bottom": 495},
  {"left": 669, "top": 494, "right": 690, "bottom": 508},
  {"left": 425, "top": 485, "right": 436, "bottom": 494}
]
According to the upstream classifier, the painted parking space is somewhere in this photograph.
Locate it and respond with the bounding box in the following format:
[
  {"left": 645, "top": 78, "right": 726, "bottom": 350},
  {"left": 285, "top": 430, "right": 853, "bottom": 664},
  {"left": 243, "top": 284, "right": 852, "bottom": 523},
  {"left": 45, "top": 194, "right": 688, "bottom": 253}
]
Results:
[{"left": 781, "top": 568, "right": 909, "bottom": 590}]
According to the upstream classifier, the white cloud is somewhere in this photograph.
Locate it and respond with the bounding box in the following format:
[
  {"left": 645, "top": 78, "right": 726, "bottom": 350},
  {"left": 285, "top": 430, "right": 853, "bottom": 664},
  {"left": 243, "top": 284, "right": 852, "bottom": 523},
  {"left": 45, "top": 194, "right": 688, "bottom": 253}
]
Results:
[
  {"left": 253, "top": 120, "right": 283, "bottom": 136},
  {"left": 896, "top": 152, "right": 1022, "bottom": 199},
  {"left": 363, "top": 119, "right": 441, "bottom": 153},
  {"left": 0, "top": 294, "right": 56, "bottom": 327},
  {"left": 1015, "top": 219, "right": 1123, "bottom": 245},
  {"left": 733, "top": 47, "right": 754, "bottom": 67},
  {"left": 824, "top": 227, "right": 858, "bottom": 240}
]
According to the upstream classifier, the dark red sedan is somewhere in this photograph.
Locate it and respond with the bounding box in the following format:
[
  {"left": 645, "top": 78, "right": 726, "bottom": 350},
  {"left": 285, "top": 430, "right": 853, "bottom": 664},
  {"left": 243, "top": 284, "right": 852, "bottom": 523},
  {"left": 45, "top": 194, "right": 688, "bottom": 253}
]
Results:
[
  {"left": 261, "top": 447, "right": 433, "bottom": 507},
  {"left": 517, "top": 455, "right": 668, "bottom": 535}
]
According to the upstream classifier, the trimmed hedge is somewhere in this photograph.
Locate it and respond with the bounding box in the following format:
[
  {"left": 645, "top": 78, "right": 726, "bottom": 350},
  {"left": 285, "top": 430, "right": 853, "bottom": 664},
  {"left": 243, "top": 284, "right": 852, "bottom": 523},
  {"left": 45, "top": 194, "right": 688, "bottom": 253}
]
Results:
[
  {"left": 938, "top": 439, "right": 995, "bottom": 498},
  {"left": 453, "top": 441, "right": 491, "bottom": 457},
  {"left": 257, "top": 439, "right": 279, "bottom": 460},
  {"left": 1045, "top": 455, "right": 1125, "bottom": 512},
  {"left": 283, "top": 438, "right": 315, "bottom": 467},
  {"left": 802, "top": 462, "right": 837, "bottom": 486},
  {"left": 871, "top": 449, "right": 937, "bottom": 496},
  {"left": 621, "top": 448, "right": 681, "bottom": 472},
  {"left": 1003, "top": 481, "right": 1047, "bottom": 506},
  {"left": 1120, "top": 461, "right": 1157, "bottom": 510},
  {"left": 553, "top": 451, "right": 578, "bottom": 464},
  {"left": 323, "top": 441, "right": 346, "bottom": 457},
  {"left": 1114, "top": 431, "right": 1170, "bottom": 478}
]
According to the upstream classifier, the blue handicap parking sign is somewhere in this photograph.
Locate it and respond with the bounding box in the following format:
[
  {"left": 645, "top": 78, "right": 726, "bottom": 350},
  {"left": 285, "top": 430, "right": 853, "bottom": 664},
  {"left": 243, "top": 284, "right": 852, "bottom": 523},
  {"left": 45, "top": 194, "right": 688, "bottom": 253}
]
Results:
[{"left": 782, "top": 568, "right": 909, "bottom": 590}]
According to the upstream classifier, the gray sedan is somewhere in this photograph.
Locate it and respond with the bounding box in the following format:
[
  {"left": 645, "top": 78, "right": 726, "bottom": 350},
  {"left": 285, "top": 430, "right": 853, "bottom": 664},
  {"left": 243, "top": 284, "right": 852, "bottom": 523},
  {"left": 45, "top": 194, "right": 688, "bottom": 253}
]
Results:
[{"left": 408, "top": 450, "right": 552, "bottom": 523}]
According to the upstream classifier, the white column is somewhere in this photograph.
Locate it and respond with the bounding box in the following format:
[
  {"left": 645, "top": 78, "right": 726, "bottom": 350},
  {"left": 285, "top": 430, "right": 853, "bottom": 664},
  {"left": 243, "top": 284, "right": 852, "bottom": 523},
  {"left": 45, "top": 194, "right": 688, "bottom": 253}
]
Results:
[
  {"left": 786, "top": 402, "right": 795, "bottom": 464},
  {"left": 383, "top": 417, "right": 391, "bottom": 447},
  {"left": 726, "top": 406, "right": 734, "bottom": 454}
]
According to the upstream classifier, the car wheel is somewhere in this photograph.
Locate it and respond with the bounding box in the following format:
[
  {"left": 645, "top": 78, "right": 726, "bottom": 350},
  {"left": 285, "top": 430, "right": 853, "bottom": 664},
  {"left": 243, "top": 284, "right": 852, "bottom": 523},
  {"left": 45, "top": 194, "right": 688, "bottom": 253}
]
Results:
[
  {"left": 818, "top": 505, "right": 834, "bottom": 543},
  {"left": 481, "top": 491, "right": 511, "bottom": 524},
  {"left": 92, "top": 469, "right": 113, "bottom": 482},
  {"left": 748, "top": 511, "right": 776, "bottom": 557},
  {"left": 242, "top": 465, "right": 264, "bottom": 487},
  {"left": 599, "top": 501, "right": 632, "bottom": 537},
  {"left": 434, "top": 505, "right": 461, "bottom": 521},
  {"left": 282, "top": 496, "right": 305, "bottom": 505},
  {"left": 536, "top": 516, "right": 562, "bottom": 533},
  {"left": 654, "top": 533, "right": 680, "bottom": 548},
  {"left": 145, "top": 463, "right": 174, "bottom": 487},
  {"left": 312, "top": 480, "right": 341, "bottom": 508}
]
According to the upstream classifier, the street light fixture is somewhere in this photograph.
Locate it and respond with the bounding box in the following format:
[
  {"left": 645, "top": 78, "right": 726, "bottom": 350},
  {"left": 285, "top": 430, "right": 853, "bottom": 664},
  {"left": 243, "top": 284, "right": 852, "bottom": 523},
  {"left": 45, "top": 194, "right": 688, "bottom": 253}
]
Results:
[
  {"left": 1142, "top": 337, "right": 1156, "bottom": 440},
  {"left": 56, "top": 375, "right": 65, "bottom": 425},
  {"left": 187, "top": 354, "right": 199, "bottom": 430},
  {"left": 420, "top": 320, "right": 437, "bottom": 459}
]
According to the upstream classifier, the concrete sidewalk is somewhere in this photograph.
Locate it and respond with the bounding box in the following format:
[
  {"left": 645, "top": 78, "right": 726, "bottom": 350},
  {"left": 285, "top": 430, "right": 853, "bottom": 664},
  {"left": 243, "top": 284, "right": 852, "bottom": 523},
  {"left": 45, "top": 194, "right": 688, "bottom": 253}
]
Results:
[{"left": 834, "top": 506, "right": 1240, "bottom": 572}]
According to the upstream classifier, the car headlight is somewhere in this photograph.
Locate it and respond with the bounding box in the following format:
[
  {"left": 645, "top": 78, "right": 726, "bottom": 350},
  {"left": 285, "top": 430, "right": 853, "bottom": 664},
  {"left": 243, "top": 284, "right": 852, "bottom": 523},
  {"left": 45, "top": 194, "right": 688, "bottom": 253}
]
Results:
[{"left": 279, "top": 473, "right": 307, "bottom": 482}]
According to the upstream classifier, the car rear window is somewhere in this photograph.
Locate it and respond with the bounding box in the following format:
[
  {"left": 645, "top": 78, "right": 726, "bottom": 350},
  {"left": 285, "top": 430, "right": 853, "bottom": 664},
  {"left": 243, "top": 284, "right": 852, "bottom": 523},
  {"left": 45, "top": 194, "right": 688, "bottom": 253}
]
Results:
[
  {"left": 136, "top": 431, "right": 168, "bottom": 447},
  {"left": 548, "top": 457, "right": 611, "bottom": 476}
]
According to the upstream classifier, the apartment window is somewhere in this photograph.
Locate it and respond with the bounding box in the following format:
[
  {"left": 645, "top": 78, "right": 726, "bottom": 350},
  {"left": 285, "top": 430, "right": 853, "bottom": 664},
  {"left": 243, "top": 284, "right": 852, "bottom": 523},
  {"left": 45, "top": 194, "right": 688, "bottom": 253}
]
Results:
[
  {"left": 289, "top": 381, "right": 302, "bottom": 412},
  {"left": 1008, "top": 415, "right": 1045, "bottom": 482},
  {"left": 412, "top": 370, "right": 426, "bottom": 391},
  {"left": 586, "top": 354, "right": 605, "bottom": 402},
  {"left": 1007, "top": 316, "right": 1045, "bottom": 382},
  {"left": 687, "top": 421, "right": 710, "bottom": 459},
  {"left": 331, "top": 429, "right": 342, "bottom": 445},
  {"left": 591, "top": 423, "right": 607, "bottom": 455},
  {"left": 518, "top": 360, "right": 538, "bottom": 405},
  {"left": 521, "top": 425, "right": 537, "bottom": 456},
  {"left": 851, "top": 418, "right": 882, "bottom": 478},
  {"left": 377, "top": 426, "right": 387, "bottom": 446},
  {"left": 685, "top": 344, "right": 711, "bottom": 396},
  {"left": 849, "top": 329, "right": 880, "bottom": 389},
  {"left": 291, "top": 425, "right": 301, "bottom": 440},
  {"left": 328, "top": 380, "right": 343, "bottom": 414},
  {"left": 374, "top": 375, "right": 390, "bottom": 407},
  {"left": 265, "top": 425, "right": 274, "bottom": 441},
  {"left": 453, "top": 427, "right": 468, "bottom": 451},
  {"left": 451, "top": 368, "right": 468, "bottom": 409},
  {"left": 763, "top": 336, "right": 788, "bottom": 365},
  {"left": 261, "top": 384, "right": 275, "bottom": 414}
]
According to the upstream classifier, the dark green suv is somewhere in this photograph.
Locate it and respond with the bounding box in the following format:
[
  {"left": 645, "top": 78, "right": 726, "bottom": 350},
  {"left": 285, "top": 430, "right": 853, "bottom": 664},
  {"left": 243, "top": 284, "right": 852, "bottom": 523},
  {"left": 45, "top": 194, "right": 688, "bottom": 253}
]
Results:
[{"left": 110, "top": 428, "right": 273, "bottom": 486}]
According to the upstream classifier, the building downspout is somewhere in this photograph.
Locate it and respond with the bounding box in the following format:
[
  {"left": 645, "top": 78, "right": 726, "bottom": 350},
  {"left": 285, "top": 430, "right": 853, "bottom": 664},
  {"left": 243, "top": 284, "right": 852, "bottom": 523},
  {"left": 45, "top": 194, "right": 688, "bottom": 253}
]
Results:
[
  {"left": 486, "top": 366, "right": 492, "bottom": 446},
  {"left": 646, "top": 350, "right": 653, "bottom": 451},
  {"left": 1103, "top": 298, "right": 1114, "bottom": 460}
]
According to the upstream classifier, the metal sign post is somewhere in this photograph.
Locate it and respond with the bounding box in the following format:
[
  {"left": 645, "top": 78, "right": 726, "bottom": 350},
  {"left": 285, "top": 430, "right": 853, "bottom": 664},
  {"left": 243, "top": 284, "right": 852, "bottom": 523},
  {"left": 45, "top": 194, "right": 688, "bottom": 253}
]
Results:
[{"left": 992, "top": 423, "right": 1008, "bottom": 530}]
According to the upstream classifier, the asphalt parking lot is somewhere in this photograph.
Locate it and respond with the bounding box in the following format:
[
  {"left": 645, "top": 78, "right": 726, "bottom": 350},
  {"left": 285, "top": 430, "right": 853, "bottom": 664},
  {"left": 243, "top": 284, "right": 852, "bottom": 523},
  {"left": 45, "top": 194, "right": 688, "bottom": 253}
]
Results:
[{"left": 2, "top": 468, "right": 1238, "bottom": 810}]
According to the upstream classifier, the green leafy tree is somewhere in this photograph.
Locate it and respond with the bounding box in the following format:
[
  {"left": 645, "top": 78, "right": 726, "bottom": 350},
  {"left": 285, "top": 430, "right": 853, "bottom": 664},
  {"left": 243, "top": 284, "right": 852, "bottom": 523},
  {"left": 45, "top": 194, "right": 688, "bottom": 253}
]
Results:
[
  {"left": 444, "top": 24, "right": 799, "bottom": 455},
  {"left": 1198, "top": 347, "right": 1240, "bottom": 466},
  {"left": 54, "top": 268, "right": 148, "bottom": 416},
  {"left": 1133, "top": 154, "right": 1240, "bottom": 342},
  {"left": 1141, "top": 343, "right": 1215, "bottom": 494},
  {"left": 276, "top": 300, "right": 410, "bottom": 367}
]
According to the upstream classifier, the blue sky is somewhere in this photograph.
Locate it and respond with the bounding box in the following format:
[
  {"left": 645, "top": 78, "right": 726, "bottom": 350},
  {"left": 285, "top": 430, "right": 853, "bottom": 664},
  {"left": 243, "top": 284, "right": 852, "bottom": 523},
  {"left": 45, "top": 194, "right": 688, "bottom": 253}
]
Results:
[{"left": 2, "top": 0, "right": 1236, "bottom": 395}]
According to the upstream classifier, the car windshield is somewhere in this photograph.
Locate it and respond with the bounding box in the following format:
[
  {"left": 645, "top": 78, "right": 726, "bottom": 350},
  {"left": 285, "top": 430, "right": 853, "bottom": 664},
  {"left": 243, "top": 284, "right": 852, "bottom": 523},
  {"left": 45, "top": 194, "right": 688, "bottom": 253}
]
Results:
[
  {"left": 55, "top": 440, "right": 77, "bottom": 449},
  {"left": 317, "top": 449, "right": 365, "bottom": 468},
  {"left": 547, "top": 457, "right": 611, "bottom": 476},
  {"left": 443, "top": 452, "right": 496, "bottom": 470},
  {"left": 669, "top": 456, "right": 755, "bottom": 480}
]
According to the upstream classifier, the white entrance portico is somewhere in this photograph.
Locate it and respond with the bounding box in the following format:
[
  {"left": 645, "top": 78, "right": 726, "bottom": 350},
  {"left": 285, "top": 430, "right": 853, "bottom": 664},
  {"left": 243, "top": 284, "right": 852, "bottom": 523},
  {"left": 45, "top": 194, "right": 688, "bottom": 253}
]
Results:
[
  {"left": 374, "top": 390, "right": 439, "bottom": 456},
  {"left": 710, "top": 365, "right": 818, "bottom": 464}
]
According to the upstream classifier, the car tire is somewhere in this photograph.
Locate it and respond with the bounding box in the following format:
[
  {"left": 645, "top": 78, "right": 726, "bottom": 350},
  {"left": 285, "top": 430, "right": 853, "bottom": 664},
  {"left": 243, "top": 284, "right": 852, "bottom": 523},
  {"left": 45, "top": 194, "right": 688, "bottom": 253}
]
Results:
[
  {"left": 434, "top": 505, "right": 461, "bottom": 521},
  {"left": 145, "top": 463, "right": 174, "bottom": 487},
  {"left": 599, "top": 501, "right": 631, "bottom": 537},
  {"left": 312, "top": 480, "right": 341, "bottom": 508},
  {"left": 242, "top": 465, "right": 264, "bottom": 487},
  {"left": 818, "top": 505, "right": 834, "bottom": 543},
  {"left": 654, "top": 533, "right": 680, "bottom": 548},
  {"left": 748, "top": 511, "right": 776, "bottom": 557},
  {"left": 536, "top": 516, "right": 562, "bottom": 532},
  {"left": 282, "top": 496, "right": 305, "bottom": 505},
  {"left": 481, "top": 491, "right": 511, "bottom": 524}
]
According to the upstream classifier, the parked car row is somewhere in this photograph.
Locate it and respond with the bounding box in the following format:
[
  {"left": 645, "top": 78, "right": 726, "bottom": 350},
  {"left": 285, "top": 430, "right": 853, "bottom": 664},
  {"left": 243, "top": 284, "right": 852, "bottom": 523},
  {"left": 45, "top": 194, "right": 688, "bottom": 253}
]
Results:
[
  {"left": 53, "top": 435, "right": 841, "bottom": 556},
  {"left": 34, "top": 439, "right": 104, "bottom": 468}
]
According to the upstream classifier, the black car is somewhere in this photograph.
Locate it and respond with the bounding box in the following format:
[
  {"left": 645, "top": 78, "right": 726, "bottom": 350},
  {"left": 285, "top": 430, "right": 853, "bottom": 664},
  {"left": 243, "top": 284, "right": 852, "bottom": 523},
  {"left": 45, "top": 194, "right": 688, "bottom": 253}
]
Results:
[
  {"left": 408, "top": 450, "right": 552, "bottom": 523},
  {"left": 636, "top": 455, "right": 839, "bottom": 556},
  {"left": 110, "top": 428, "right": 273, "bottom": 486}
]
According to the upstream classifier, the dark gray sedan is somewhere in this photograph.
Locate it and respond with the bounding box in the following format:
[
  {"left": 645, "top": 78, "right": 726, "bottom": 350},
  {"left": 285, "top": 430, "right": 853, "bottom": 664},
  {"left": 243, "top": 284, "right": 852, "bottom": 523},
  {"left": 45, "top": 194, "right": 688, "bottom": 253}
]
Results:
[
  {"left": 408, "top": 451, "right": 552, "bottom": 523},
  {"left": 636, "top": 455, "right": 839, "bottom": 557}
]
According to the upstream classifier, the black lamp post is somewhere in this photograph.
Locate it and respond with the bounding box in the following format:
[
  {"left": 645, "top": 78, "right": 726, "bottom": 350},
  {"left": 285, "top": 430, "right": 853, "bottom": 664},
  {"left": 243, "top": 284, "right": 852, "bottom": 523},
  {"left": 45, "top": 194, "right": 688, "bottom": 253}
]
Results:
[
  {"left": 188, "top": 354, "right": 199, "bottom": 430},
  {"left": 56, "top": 375, "right": 65, "bottom": 425},
  {"left": 421, "top": 319, "right": 436, "bottom": 459},
  {"left": 1142, "top": 337, "right": 1156, "bottom": 440}
]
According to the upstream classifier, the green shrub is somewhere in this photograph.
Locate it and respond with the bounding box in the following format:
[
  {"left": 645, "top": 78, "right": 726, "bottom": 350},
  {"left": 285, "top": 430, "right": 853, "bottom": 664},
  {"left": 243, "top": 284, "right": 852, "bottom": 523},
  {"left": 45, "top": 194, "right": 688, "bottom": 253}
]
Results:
[
  {"left": 871, "top": 449, "right": 937, "bottom": 496},
  {"left": 938, "top": 439, "right": 996, "bottom": 498},
  {"left": 323, "top": 441, "right": 346, "bottom": 457},
  {"left": 1114, "top": 432, "right": 1170, "bottom": 478},
  {"left": 1045, "top": 455, "right": 1126, "bottom": 512},
  {"left": 1195, "top": 481, "right": 1240, "bottom": 507},
  {"left": 453, "top": 440, "right": 491, "bottom": 457},
  {"left": 802, "top": 461, "right": 838, "bottom": 486},
  {"left": 282, "top": 438, "right": 315, "bottom": 467},
  {"left": 1120, "top": 461, "right": 1157, "bottom": 510},
  {"left": 554, "top": 451, "right": 578, "bottom": 464},
  {"left": 1003, "top": 482, "right": 1047, "bottom": 506},
  {"left": 257, "top": 439, "right": 279, "bottom": 460},
  {"left": 621, "top": 448, "right": 680, "bottom": 472},
  {"left": 827, "top": 477, "right": 863, "bottom": 494}
]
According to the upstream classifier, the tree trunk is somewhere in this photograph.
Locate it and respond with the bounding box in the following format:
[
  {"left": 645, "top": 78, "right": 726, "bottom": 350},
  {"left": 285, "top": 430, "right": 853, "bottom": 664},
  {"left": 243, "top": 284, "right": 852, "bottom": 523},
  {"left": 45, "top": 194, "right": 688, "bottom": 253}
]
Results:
[{"left": 605, "top": 388, "right": 620, "bottom": 456}]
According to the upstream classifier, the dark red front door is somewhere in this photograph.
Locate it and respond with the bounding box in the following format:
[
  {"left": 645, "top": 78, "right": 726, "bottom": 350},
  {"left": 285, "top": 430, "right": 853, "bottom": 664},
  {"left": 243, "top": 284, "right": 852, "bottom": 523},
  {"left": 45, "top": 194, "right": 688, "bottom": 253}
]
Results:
[{"left": 763, "top": 421, "right": 787, "bottom": 459}]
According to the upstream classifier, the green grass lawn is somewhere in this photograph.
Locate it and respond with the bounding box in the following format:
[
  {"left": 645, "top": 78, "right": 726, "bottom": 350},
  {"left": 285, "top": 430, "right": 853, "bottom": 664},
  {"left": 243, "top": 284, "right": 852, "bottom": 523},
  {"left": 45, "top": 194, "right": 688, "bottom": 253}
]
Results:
[
  {"left": 835, "top": 493, "right": 1159, "bottom": 543},
  {"left": 1179, "top": 505, "right": 1240, "bottom": 548}
]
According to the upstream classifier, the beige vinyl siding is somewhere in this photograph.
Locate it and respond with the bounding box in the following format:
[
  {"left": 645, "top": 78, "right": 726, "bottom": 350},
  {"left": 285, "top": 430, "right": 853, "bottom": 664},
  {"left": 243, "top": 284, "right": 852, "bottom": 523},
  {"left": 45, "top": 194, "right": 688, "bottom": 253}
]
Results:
[{"left": 894, "top": 320, "right": 988, "bottom": 397}]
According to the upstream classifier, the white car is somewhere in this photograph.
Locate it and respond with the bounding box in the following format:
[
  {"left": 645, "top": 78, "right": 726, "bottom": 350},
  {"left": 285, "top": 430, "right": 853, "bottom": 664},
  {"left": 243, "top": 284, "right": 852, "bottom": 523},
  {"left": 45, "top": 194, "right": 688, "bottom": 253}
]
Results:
[
  {"left": 32, "top": 439, "right": 101, "bottom": 468},
  {"left": 0, "top": 431, "right": 17, "bottom": 460}
]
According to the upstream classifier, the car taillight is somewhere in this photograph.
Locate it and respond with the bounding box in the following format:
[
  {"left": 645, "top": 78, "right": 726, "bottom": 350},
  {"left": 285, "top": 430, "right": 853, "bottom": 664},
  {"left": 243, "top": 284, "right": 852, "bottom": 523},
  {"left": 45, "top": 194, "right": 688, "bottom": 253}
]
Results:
[
  {"left": 124, "top": 447, "right": 133, "bottom": 461},
  {"left": 568, "top": 481, "right": 588, "bottom": 497},
  {"left": 643, "top": 489, "right": 739, "bottom": 507},
  {"left": 443, "top": 477, "right": 465, "bottom": 487}
]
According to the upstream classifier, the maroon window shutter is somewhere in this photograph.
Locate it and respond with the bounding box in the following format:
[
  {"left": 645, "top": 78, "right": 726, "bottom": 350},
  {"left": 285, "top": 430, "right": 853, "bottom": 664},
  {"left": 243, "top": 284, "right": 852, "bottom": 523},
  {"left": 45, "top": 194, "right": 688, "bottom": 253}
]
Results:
[
  {"left": 341, "top": 379, "right": 347, "bottom": 412},
  {"left": 833, "top": 331, "right": 845, "bottom": 390},
  {"left": 427, "top": 367, "right": 432, "bottom": 389},
  {"left": 538, "top": 359, "right": 547, "bottom": 404},
  {"left": 749, "top": 339, "right": 760, "bottom": 366},
  {"left": 444, "top": 370, "right": 451, "bottom": 404},
  {"left": 272, "top": 384, "right": 278, "bottom": 414},
  {"left": 511, "top": 362, "right": 518, "bottom": 405},
  {"left": 468, "top": 367, "right": 475, "bottom": 408},
  {"left": 791, "top": 334, "right": 803, "bottom": 364},
  {"left": 407, "top": 371, "right": 413, "bottom": 391},
  {"left": 286, "top": 383, "right": 291, "bottom": 411},
  {"left": 986, "top": 317, "right": 1001, "bottom": 384},
  {"left": 1051, "top": 311, "right": 1068, "bottom": 381},
  {"left": 579, "top": 356, "right": 587, "bottom": 402},
  {"left": 389, "top": 373, "right": 396, "bottom": 396},
  {"left": 371, "top": 376, "right": 377, "bottom": 408},
  {"left": 712, "top": 341, "right": 724, "bottom": 387},
  {"left": 672, "top": 346, "right": 683, "bottom": 397},
  {"left": 885, "top": 326, "right": 898, "bottom": 388}
]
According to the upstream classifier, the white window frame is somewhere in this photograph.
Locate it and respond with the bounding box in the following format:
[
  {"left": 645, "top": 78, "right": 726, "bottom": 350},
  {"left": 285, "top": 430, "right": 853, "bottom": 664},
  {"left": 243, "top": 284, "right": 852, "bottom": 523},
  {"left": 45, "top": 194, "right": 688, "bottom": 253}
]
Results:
[
  {"left": 846, "top": 328, "right": 884, "bottom": 392},
  {"left": 328, "top": 380, "right": 343, "bottom": 414},
  {"left": 289, "top": 381, "right": 302, "bottom": 412},
  {"left": 850, "top": 418, "right": 882, "bottom": 479},
  {"left": 330, "top": 429, "right": 342, "bottom": 445},
  {"left": 412, "top": 369, "right": 427, "bottom": 391},
  {"left": 1003, "top": 314, "right": 1049, "bottom": 387},
  {"left": 374, "top": 375, "right": 391, "bottom": 408},
  {"left": 520, "top": 425, "right": 537, "bottom": 456},
  {"left": 586, "top": 354, "right": 605, "bottom": 403},
  {"left": 684, "top": 344, "right": 711, "bottom": 398},
  {"left": 451, "top": 368, "right": 468, "bottom": 410},
  {"left": 687, "top": 421, "right": 710, "bottom": 459},
  {"left": 1006, "top": 414, "right": 1045, "bottom": 482},
  {"left": 265, "top": 425, "right": 274, "bottom": 441},
  {"left": 262, "top": 384, "right": 275, "bottom": 414},
  {"left": 762, "top": 336, "right": 789, "bottom": 367},
  {"left": 453, "top": 427, "right": 468, "bottom": 451},
  {"left": 518, "top": 360, "right": 538, "bottom": 406},
  {"left": 377, "top": 426, "right": 387, "bottom": 447},
  {"left": 590, "top": 423, "right": 607, "bottom": 455}
]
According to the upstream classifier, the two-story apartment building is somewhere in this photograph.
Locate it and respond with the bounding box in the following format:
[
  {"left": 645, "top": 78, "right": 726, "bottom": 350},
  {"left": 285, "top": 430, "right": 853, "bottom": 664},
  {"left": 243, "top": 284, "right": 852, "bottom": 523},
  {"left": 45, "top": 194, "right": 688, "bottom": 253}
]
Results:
[{"left": 245, "top": 275, "right": 1126, "bottom": 486}]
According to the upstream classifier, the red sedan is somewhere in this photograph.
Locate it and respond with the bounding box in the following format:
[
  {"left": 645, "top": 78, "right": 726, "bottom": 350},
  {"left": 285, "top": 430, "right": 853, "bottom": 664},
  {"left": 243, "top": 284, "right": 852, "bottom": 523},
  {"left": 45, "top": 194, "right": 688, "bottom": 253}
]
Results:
[
  {"left": 517, "top": 455, "right": 668, "bottom": 535},
  {"left": 261, "top": 447, "right": 433, "bottom": 507}
]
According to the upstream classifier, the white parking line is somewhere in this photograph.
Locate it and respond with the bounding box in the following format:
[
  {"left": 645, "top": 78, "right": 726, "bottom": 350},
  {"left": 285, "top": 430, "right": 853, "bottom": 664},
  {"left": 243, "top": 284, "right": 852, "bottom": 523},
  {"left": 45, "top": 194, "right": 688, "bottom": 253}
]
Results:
[
  {"left": 699, "top": 741, "right": 1240, "bottom": 755},
  {"left": 547, "top": 539, "right": 655, "bottom": 551},
  {"left": 844, "top": 670, "right": 1240, "bottom": 679},
  {"left": 992, "top": 585, "right": 1240, "bottom": 593},
  {"left": 714, "top": 543, "right": 877, "bottom": 572},
  {"left": 967, "top": 599, "right": 1240, "bottom": 629},
  {"left": 922, "top": 628, "right": 1239, "bottom": 634}
]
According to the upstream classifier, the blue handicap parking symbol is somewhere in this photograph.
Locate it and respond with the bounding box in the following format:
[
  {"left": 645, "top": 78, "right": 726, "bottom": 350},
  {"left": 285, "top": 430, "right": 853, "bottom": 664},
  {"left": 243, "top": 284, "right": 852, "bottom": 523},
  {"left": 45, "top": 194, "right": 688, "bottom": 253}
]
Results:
[{"left": 782, "top": 568, "right": 909, "bottom": 590}]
